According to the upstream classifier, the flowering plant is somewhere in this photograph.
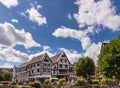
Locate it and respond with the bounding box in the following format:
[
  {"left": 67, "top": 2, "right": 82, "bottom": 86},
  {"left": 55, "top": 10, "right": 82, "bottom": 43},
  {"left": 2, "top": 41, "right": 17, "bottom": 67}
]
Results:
[
  {"left": 77, "top": 77, "right": 86, "bottom": 85},
  {"left": 92, "top": 80, "right": 99, "bottom": 84},
  {"left": 58, "top": 78, "right": 66, "bottom": 84}
]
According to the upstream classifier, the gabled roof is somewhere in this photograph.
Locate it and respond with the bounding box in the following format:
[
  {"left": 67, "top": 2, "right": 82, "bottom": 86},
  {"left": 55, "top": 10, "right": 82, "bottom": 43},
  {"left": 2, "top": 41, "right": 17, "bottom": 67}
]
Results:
[
  {"left": 17, "top": 53, "right": 52, "bottom": 68},
  {"left": 28, "top": 53, "right": 45, "bottom": 64},
  {"left": 50, "top": 53, "right": 61, "bottom": 63},
  {"left": 51, "top": 52, "right": 71, "bottom": 64},
  {"left": 18, "top": 62, "right": 28, "bottom": 68}
]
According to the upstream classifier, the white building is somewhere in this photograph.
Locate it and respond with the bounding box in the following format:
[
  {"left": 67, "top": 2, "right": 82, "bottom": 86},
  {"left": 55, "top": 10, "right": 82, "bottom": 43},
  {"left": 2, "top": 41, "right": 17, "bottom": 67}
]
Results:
[{"left": 13, "top": 52, "right": 74, "bottom": 83}]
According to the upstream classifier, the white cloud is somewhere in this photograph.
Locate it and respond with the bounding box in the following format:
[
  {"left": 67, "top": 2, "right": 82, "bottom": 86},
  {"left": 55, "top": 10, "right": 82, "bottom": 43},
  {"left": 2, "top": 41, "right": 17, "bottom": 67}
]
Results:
[
  {"left": 0, "top": 22, "right": 40, "bottom": 49},
  {"left": 0, "top": 48, "right": 29, "bottom": 62},
  {"left": 43, "top": 45, "right": 51, "bottom": 52},
  {"left": 74, "top": 0, "right": 120, "bottom": 31},
  {"left": 0, "top": 0, "right": 18, "bottom": 8},
  {"left": 53, "top": 26, "right": 86, "bottom": 39},
  {"left": 59, "top": 48, "right": 82, "bottom": 64},
  {"left": 0, "top": 63, "right": 13, "bottom": 68},
  {"left": 84, "top": 42, "right": 102, "bottom": 64},
  {"left": 53, "top": 26, "right": 102, "bottom": 63},
  {"left": 29, "top": 45, "right": 55, "bottom": 59},
  {"left": 37, "top": 5, "right": 42, "bottom": 9},
  {"left": 68, "top": 13, "right": 72, "bottom": 20},
  {"left": 53, "top": 0, "right": 120, "bottom": 63},
  {"left": 11, "top": 19, "right": 19, "bottom": 23},
  {"left": 20, "top": 12, "right": 26, "bottom": 17},
  {"left": 0, "top": 45, "right": 54, "bottom": 64},
  {"left": 52, "top": 26, "right": 91, "bottom": 50},
  {"left": 26, "top": 7, "right": 47, "bottom": 25}
]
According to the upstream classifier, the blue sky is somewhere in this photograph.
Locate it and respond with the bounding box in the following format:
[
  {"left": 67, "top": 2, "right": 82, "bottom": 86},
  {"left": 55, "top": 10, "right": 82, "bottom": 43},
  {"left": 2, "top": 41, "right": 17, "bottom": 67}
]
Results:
[{"left": 0, "top": 0, "right": 120, "bottom": 68}]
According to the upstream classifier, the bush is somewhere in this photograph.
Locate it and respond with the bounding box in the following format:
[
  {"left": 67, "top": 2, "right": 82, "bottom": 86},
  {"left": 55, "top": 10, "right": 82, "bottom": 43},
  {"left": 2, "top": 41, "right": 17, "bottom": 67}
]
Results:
[
  {"left": 44, "top": 79, "right": 50, "bottom": 84},
  {"left": 34, "top": 81, "right": 41, "bottom": 88},
  {"left": 102, "top": 78, "right": 112, "bottom": 84},
  {"left": 58, "top": 78, "right": 66, "bottom": 85},
  {"left": 92, "top": 80, "right": 99, "bottom": 84},
  {"left": 77, "top": 77, "right": 86, "bottom": 85},
  {"left": 28, "top": 81, "right": 34, "bottom": 87},
  {"left": 111, "top": 79, "right": 117, "bottom": 85}
]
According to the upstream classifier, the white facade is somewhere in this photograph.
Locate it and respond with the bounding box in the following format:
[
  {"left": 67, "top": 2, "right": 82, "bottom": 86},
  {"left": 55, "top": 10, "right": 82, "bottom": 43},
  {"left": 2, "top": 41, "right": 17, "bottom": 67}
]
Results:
[{"left": 14, "top": 52, "right": 74, "bottom": 82}]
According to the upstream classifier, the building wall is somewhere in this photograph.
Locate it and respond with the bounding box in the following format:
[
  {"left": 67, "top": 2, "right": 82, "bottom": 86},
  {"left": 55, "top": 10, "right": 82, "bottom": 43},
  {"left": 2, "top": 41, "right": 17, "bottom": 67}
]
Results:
[{"left": 15, "top": 53, "right": 73, "bottom": 82}]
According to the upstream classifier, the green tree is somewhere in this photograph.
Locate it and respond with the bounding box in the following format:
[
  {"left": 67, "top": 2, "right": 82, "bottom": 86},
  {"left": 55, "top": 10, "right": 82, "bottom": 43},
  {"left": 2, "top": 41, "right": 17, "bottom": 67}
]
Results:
[
  {"left": 98, "top": 36, "right": 120, "bottom": 79},
  {"left": 0, "top": 70, "right": 3, "bottom": 81},
  {"left": 74, "top": 57, "right": 95, "bottom": 78},
  {"left": 0, "top": 70, "right": 12, "bottom": 81}
]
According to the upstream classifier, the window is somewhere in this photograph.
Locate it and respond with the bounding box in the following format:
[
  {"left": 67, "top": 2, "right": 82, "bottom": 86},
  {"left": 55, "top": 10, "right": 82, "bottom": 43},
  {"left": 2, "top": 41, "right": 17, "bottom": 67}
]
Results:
[
  {"left": 65, "top": 59, "right": 66, "bottom": 63},
  {"left": 61, "top": 59, "right": 62, "bottom": 62},
  {"left": 43, "top": 68, "right": 46, "bottom": 72},
  {"left": 32, "top": 70, "right": 34, "bottom": 73},
  {"left": 47, "top": 68, "right": 50, "bottom": 72},
  {"left": 44, "top": 58, "right": 49, "bottom": 62},
  {"left": 37, "top": 64, "right": 39, "bottom": 66},
  {"left": 65, "top": 65, "right": 68, "bottom": 68},
  {"left": 62, "top": 54, "right": 65, "bottom": 57},
  {"left": 53, "top": 71, "right": 55, "bottom": 74},
  {"left": 59, "top": 64, "right": 62, "bottom": 68},
  {"left": 43, "top": 63, "right": 46, "bottom": 66},
  {"left": 27, "top": 66, "right": 29, "bottom": 69},
  {"left": 47, "top": 64, "right": 50, "bottom": 67},
  {"left": 37, "top": 69, "right": 39, "bottom": 72}
]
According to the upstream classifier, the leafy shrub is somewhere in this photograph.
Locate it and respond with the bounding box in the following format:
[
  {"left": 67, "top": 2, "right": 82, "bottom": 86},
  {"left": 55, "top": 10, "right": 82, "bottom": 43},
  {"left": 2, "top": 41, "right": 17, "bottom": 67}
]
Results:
[
  {"left": 77, "top": 77, "right": 86, "bottom": 85},
  {"left": 44, "top": 79, "right": 50, "bottom": 84},
  {"left": 102, "top": 78, "right": 112, "bottom": 84},
  {"left": 111, "top": 79, "right": 117, "bottom": 85},
  {"left": 92, "top": 80, "right": 99, "bottom": 84},
  {"left": 28, "top": 81, "right": 34, "bottom": 87},
  {"left": 34, "top": 81, "right": 41, "bottom": 88},
  {"left": 58, "top": 78, "right": 66, "bottom": 84}
]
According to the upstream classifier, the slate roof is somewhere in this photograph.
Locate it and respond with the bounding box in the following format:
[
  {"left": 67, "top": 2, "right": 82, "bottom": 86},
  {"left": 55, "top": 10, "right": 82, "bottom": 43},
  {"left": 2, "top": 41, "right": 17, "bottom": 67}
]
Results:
[
  {"left": 17, "top": 52, "right": 71, "bottom": 68},
  {"left": 28, "top": 53, "right": 45, "bottom": 64},
  {"left": 50, "top": 53, "right": 61, "bottom": 63},
  {"left": 17, "top": 53, "right": 45, "bottom": 68},
  {"left": 18, "top": 62, "right": 28, "bottom": 68}
]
